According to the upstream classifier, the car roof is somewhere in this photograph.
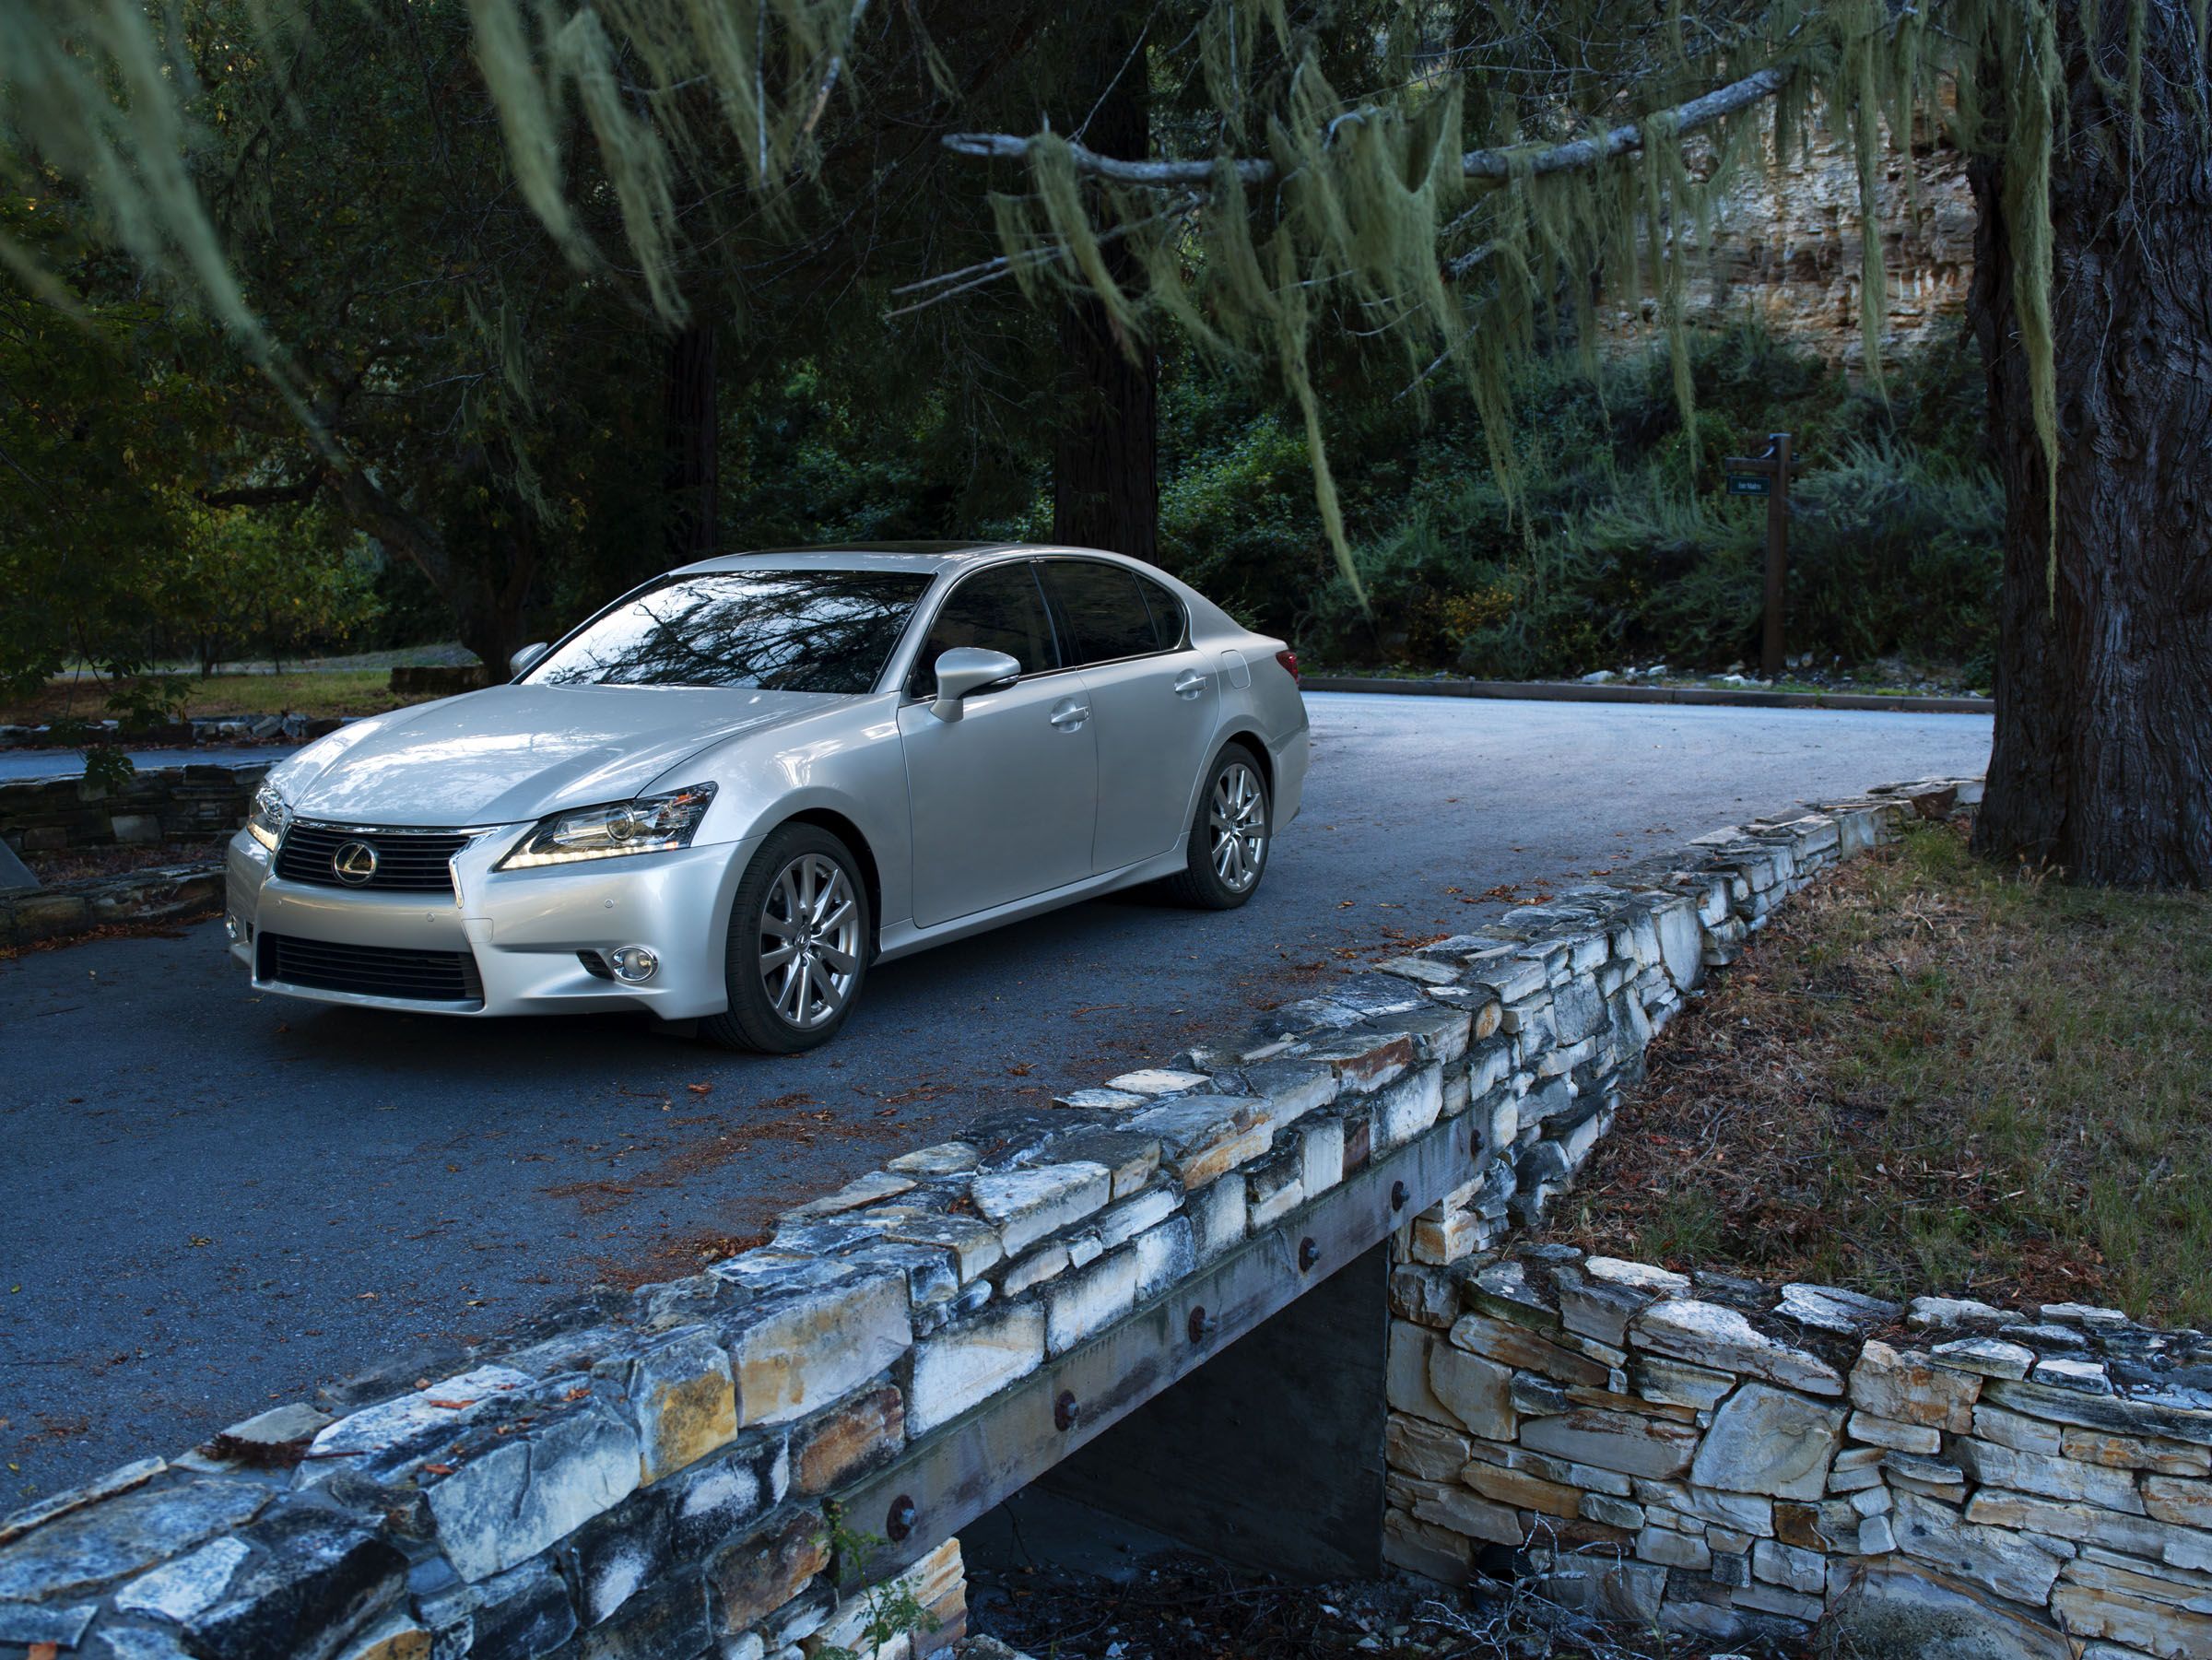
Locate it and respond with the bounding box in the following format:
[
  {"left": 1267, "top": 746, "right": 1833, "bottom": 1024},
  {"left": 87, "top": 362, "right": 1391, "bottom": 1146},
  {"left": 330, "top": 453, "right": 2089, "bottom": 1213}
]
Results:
[
  {"left": 674, "top": 542, "right": 1007, "bottom": 576},
  {"left": 673, "top": 542, "right": 1136, "bottom": 577}
]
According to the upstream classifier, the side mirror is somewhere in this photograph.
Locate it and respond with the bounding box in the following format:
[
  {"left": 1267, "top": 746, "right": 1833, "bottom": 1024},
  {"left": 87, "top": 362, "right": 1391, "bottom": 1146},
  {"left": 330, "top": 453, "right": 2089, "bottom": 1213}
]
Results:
[
  {"left": 509, "top": 642, "right": 549, "bottom": 679},
  {"left": 929, "top": 647, "right": 1021, "bottom": 723}
]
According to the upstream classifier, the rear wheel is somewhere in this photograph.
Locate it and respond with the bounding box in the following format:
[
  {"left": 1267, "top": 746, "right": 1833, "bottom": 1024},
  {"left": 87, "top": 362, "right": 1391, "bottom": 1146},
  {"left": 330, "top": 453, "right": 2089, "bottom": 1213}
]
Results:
[
  {"left": 700, "top": 823, "right": 872, "bottom": 1053},
  {"left": 1162, "top": 743, "right": 1271, "bottom": 909}
]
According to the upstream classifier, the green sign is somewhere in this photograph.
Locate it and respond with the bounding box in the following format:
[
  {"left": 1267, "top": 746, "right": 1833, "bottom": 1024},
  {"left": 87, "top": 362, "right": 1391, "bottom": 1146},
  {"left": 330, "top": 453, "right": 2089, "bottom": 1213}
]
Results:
[{"left": 1726, "top": 474, "right": 1771, "bottom": 496}]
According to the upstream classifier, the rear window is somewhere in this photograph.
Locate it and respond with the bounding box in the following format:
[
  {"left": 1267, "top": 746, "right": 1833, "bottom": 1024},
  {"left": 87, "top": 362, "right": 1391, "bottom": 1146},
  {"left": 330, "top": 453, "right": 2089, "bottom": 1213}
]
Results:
[
  {"left": 1039, "top": 559, "right": 1160, "bottom": 665},
  {"left": 1135, "top": 574, "right": 1187, "bottom": 649},
  {"left": 529, "top": 570, "right": 932, "bottom": 695}
]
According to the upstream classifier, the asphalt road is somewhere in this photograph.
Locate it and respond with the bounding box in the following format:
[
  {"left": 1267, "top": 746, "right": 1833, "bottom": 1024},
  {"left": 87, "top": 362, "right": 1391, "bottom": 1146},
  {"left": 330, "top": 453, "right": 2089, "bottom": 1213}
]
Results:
[{"left": 0, "top": 693, "right": 1991, "bottom": 1500}]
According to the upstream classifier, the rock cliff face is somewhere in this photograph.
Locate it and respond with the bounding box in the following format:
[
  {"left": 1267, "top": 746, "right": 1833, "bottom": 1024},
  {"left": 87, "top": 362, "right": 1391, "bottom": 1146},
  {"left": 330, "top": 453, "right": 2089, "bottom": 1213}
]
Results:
[{"left": 1608, "top": 116, "right": 1976, "bottom": 365}]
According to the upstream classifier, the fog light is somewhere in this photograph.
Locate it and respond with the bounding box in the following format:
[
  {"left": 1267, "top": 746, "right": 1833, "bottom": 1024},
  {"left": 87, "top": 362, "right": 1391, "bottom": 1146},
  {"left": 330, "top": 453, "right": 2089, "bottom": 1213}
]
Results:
[
  {"left": 224, "top": 913, "right": 242, "bottom": 944},
  {"left": 608, "top": 945, "right": 659, "bottom": 983}
]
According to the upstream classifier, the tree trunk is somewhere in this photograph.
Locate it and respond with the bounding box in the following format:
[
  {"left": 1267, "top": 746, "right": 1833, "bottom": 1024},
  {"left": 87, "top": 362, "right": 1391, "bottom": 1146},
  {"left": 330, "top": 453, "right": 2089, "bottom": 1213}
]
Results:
[
  {"left": 1969, "top": 0, "right": 2212, "bottom": 888},
  {"left": 1052, "top": 14, "right": 1158, "bottom": 562},
  {"left": 458, "top": 507, "right": 542, "bottom": 677},
  {"left": 663, "top": 319, "right": 720, "bottom": 569}
]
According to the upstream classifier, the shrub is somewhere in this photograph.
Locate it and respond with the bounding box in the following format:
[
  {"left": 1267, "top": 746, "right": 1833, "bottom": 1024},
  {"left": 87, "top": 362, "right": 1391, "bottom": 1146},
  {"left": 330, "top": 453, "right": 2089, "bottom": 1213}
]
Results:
[
  {"left": 1261, "top": 317, "right": 1999, "bottom": 678},
  {"left": 1786, "top": 439, "right": 2002, "bottom": 676}
]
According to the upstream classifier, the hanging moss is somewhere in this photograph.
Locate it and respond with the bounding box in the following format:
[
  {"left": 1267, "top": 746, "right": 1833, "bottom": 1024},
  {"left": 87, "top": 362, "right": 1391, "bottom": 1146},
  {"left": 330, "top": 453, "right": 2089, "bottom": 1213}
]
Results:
[
  {"left": 961, "top": 0, "right": 2073, "bottom": 601},
  {"left": 2, "top": 0, "right": 2083, "bottom": 598}
]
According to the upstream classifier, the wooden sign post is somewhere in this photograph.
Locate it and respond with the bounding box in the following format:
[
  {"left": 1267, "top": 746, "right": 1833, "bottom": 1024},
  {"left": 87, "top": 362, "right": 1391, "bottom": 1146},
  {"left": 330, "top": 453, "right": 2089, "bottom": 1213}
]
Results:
[{"left": 1725, "top": 432, "right": 1794, "bottom": 680}]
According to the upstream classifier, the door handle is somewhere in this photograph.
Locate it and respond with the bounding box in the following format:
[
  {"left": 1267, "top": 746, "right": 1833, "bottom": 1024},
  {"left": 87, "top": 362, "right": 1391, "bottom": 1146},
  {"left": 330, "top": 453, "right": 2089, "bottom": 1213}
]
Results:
[
  {"left": 1049, "top": 699, "right": 1089, "bottom": 730},
  {"left": 1173, "top": 671, "right": 1208, "bottom": 699}
]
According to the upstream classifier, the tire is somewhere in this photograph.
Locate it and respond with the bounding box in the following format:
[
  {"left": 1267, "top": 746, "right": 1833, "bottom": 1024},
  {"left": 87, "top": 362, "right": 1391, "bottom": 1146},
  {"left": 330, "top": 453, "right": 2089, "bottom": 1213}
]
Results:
[
  {"left": 1162, "top": 741, "right": 1272, "bottom": 910},
  {"left": 700, "top": 822, "right": 873, "bottom": 1053}
]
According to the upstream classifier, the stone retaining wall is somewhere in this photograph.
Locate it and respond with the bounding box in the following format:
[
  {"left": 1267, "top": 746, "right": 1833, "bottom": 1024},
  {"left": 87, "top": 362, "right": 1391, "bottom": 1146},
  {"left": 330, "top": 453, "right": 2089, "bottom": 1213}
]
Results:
[
  {"left": 0, "top": 772, "right": 1983, "bottom": 1660},
  {"left": 0, "top": 864, "right": 225, "bottom": 947},
  {"left": 0, "top": 764, "right": 268, "bottom": 857},
  {"left": 1383, "top": 1247, "right": 2212, "bottom": 1659},
  {"left": 0, "top": 717, "right": 328, "bottom": 750}
]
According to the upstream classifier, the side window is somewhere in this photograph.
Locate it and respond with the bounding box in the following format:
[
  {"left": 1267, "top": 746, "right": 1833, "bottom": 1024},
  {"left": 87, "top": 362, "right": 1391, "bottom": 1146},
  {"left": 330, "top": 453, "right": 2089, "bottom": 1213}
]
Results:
[
  {"left": 907, "top": 564, "right": 1059, "bottom": 697},
  {"left": 1038, "top": 559, "right": 1159, "bottom": 665},
  {"left": 1135, "top": 574, "right": 1187, "bottom": 650}
]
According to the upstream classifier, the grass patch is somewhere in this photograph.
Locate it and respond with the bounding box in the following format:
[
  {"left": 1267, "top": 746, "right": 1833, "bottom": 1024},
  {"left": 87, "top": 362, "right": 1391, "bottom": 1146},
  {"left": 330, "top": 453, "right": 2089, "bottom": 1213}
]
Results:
[
  {"left": 3, "top": 668, "right": 424, "bottom": 725},
  {"left": 1555, "top": 818, "right": 2212, "bottom": 1325}
]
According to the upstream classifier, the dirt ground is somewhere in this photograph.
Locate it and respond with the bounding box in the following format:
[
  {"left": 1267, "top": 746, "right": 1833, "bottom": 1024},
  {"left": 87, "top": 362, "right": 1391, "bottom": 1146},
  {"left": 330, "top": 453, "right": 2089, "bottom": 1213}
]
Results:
[{"left": 1548, "top": 816, "right": 2212, "bottom": 1325}]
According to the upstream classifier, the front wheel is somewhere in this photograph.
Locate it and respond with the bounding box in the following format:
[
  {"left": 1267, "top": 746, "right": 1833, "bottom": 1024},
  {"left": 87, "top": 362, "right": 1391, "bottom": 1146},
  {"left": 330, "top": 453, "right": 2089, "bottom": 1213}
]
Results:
[
  {"left": 700, "top": 823, "right": 872, "bottom": 1053},
  {"left": 1162, "top": 743, "right": 1271, "bottom": 910}
]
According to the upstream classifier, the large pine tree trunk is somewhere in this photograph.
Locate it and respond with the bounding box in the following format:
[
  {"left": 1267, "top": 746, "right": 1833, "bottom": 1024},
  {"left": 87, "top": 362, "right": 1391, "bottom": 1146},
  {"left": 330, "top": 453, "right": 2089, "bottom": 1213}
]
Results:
[
  {"left": 1970, "top": 0, "right": 2212, "bottom": 887},
  {"left": 663, "top": 319, "right": 720, "bottom": 568},
  {"left": 1052, "top": 14, "right": 1158, "bottom": 561}
]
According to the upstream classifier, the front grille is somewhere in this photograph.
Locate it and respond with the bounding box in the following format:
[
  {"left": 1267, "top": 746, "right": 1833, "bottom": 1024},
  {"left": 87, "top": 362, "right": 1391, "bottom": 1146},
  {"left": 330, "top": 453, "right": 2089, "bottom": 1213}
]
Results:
[
  {"left": 275, "top": 823, "right": 471, "bottom": 894},
  {"left": 259, "top": 933, "right": 485, "bottom": 1006}
]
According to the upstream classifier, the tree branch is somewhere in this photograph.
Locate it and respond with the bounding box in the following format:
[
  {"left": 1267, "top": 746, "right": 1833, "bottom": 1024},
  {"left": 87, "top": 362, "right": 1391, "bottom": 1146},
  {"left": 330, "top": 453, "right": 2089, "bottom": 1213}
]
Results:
[
  {"left": 196, "top": 476, "right": 328, "bottom": 510},
  {"left": 941, "top": 64, "right": 1794, "bottom": 188}
]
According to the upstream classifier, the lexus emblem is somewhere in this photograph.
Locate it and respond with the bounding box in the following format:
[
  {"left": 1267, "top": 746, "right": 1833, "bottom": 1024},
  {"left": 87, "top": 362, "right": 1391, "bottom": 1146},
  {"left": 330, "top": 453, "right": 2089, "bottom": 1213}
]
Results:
[{"left": 331, "top": 840, "right": 379, "bottom": 886}]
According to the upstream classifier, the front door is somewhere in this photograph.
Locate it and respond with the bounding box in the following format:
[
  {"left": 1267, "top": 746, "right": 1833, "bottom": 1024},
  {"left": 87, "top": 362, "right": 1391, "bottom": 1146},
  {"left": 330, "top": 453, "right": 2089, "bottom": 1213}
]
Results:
[
  {"left": 898, "top": 561, "right": 1099, "bottom": 927},
  {"left": 1036, "top": 558, "right": 1218, "bottom": 872}
]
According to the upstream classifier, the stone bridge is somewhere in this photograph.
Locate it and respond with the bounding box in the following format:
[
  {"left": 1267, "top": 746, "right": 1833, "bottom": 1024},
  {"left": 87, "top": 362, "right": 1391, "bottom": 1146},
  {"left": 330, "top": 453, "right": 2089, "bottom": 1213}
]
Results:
[{"left": 8, "top": 771, "right": 2205, "bottom": 1660}]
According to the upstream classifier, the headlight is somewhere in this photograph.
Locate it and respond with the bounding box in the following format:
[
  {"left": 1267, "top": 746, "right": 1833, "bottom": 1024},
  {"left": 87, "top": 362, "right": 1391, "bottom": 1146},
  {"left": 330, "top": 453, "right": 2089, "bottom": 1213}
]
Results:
[
  {"left": 499, "top": 783, "right": 719, "bottom": 869},
  {"left": 247, "top": 782, "right": 290, "bottom": 852}
]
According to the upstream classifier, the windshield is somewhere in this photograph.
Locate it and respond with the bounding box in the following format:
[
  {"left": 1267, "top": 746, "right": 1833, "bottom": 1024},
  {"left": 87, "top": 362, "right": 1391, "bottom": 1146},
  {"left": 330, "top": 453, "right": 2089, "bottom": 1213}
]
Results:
[{"left": 527, "top": 569, "right": 933, "bottom": 695}]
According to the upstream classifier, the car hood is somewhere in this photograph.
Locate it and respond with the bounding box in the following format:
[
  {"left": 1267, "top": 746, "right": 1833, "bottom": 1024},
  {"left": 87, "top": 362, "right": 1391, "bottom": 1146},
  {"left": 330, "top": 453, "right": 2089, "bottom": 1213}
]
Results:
[{"left": 269, "top": 684, "right": 845, "bottom": 827}]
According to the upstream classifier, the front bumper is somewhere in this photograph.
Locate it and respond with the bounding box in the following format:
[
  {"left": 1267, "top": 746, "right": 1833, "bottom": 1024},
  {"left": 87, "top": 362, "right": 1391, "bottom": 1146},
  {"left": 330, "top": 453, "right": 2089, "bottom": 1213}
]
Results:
[{"left": 226, "top": 824, "right": 757, "bottom": 1020}]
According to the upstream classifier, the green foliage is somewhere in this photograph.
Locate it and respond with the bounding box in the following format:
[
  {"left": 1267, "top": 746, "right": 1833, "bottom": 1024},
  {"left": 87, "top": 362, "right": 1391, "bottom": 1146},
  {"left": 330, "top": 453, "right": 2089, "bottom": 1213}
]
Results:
[
  {"left": 0, "top": 202, "right": 382, "bottom": 699},
  {"left": 1, "top": 0, "right": 2080, "bottom": 628},
  {"left": 1151, "top": 319, "right": 2002, "bottom": 679},
  {"left": 814, "top": 1505, "right": 941, "bottom": 1660},
  {"left": 1788, "top": 440, "right": 2003, "bottom": 670},
  {"left": 971, "top": 0, "right": 2065, "bottom": 593},
  {"left": 155, "top": 506, "right": 382, "bottom": 673}
]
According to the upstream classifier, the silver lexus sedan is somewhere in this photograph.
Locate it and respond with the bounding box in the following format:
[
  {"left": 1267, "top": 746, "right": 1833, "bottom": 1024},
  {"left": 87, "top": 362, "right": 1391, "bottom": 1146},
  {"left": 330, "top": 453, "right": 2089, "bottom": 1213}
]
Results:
[{"left": 226, "top": 543, "right": 1309, "bottom": 1051}]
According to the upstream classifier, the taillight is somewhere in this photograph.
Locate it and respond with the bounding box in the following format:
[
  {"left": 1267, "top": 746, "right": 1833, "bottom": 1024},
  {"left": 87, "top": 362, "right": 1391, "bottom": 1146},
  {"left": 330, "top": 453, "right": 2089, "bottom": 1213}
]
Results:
[{"left": 1275, "top": 649, "right": 1300, "bottom": 682}]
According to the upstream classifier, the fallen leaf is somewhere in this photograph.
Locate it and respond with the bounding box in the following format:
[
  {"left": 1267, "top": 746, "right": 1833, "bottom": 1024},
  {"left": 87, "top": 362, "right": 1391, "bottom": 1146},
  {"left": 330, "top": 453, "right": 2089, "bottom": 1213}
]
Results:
[
  {"left": 420, "top": 1462, "right": 456, "bottom": 1476},
  {"left": 686, "top": 1082, "right": 712, "bottom": 1096}
]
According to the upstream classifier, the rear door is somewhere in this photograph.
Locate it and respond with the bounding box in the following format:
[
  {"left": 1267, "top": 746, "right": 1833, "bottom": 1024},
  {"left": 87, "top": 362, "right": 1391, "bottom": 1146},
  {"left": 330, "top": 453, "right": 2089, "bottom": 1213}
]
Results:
[
  {"left": 897, "top": 561, "right": 1100, "bottom": 926},
  {"left": 1036, "top": 558, "right": 1218, "bottom": 873}
]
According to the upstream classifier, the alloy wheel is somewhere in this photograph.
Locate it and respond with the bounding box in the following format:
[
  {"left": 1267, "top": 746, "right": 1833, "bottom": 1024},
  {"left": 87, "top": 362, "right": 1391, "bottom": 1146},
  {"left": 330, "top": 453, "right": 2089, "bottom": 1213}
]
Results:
[
  {"left": 1208, "top": 759, "right": 1268, "bottom": 893},
  {"left": 758, "top": 852, "right": 863, "bottom": 1029}
]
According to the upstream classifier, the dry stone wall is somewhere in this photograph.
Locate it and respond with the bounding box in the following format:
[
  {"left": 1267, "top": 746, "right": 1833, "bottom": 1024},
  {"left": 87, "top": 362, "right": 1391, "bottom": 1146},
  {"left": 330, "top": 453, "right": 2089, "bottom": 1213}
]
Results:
[
  {"left": 0, "top": 763, "right": 262, "bottom": 945},
  {"left": 0, "top": 864, "right": 227, "bottom": 947},
  {"left": 1383, "top": 1247, "right": 2212, "bottom": 1659},
  {"left": 0, "top": 771, "right": 1982, "bottom": 1660},
  {"left": 0, "top": 764, "right": 268, "bottom": 857}
]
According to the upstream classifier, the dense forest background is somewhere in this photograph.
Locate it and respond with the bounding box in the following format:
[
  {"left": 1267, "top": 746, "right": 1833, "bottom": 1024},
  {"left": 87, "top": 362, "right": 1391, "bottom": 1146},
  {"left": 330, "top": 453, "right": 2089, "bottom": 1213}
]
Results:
[
  {"left": 5, "top": 299, "right": 1999, "bottom": 689},
  {"left": 0, "top": 0, "right": 2000, "bottom": 703}
]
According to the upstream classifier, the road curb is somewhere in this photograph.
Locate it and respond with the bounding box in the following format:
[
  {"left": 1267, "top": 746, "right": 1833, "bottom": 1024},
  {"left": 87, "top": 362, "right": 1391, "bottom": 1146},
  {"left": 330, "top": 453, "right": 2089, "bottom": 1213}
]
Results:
[{"left": 1302, "top": 673, "right": 1994, "bottom": 714}]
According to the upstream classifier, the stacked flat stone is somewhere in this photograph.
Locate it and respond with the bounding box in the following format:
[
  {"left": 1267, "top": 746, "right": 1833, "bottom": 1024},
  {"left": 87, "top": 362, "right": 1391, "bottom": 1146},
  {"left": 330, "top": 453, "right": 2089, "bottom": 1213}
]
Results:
[
  {"left": 1384, "top": 1246, "right": 2212, "bottom": 1659},
  {"left": 0, "top": 776, "right": 1976, "bottom": 1660},
  {"left": 0, "top": 716, "right": 310, "bottom": 751},
  {"left": 0, "top": 764, "right": 268, "bottom": 856},
  {"left": 0, "top": 865, "right": 227, "bottom": 948}
]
